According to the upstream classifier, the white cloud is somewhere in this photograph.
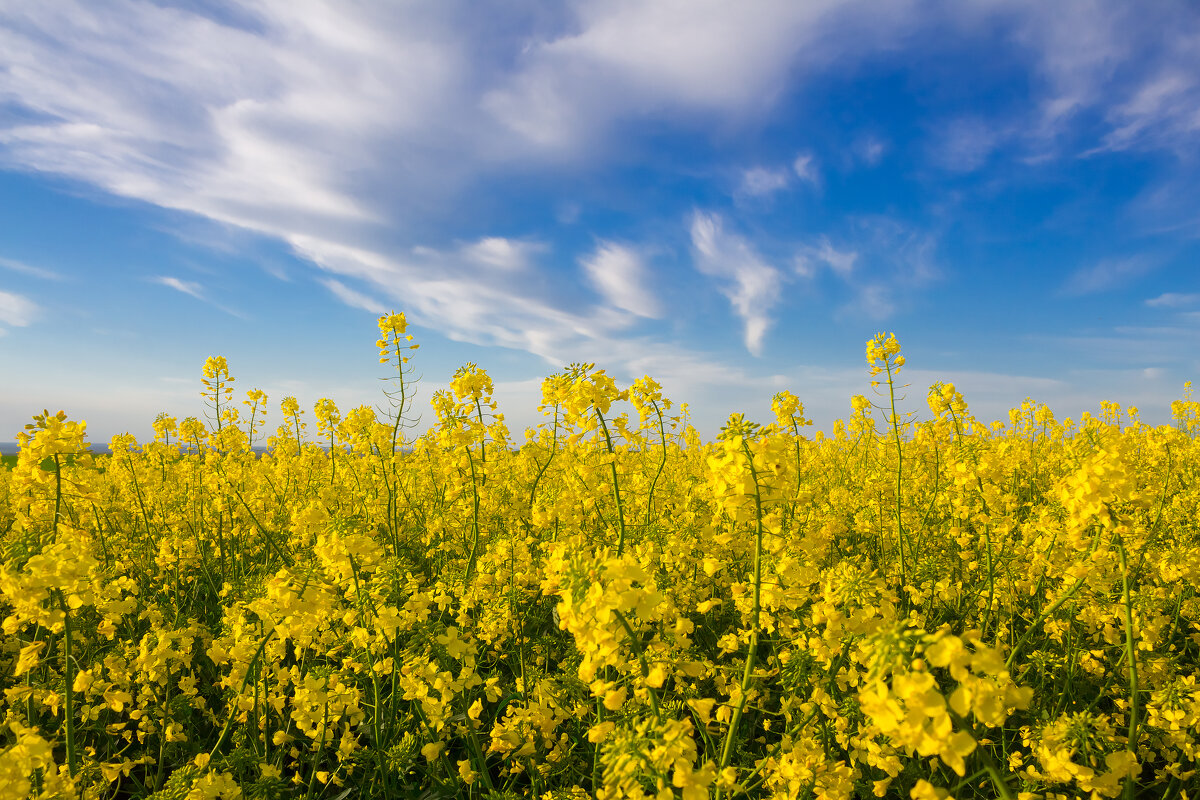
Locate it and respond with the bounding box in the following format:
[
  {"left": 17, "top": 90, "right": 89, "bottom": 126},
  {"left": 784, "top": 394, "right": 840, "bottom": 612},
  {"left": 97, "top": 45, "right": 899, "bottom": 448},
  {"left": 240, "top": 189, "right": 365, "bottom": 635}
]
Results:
[
  {"left": 854, "top": 136, "right": 886, "bottom": 166},
  {"left": 795, "top": 237, "right": 857, "bottom": 278},
  {"left": 851, "top": 216, "right": 939, "bottom": 287},
  {"left": 842, "top": 283, "right": 894, "bottom": 320},
  {"left": 1, "top": 1, "right": 1194, "bottom": 226},
  {"left": 481, "top": 2, "right": 1199, "bottom": 170},
  {"left": 969, "top": 0, "right": 1200, "bottom": 159},
  {"left": 736, "top": 154, "right": 819, "bottom": 199},
  {"left": 556, "top": 202, "right": 582, "bottom": 225},
  {"left": 928, "top": 116, "right": 1008, "bottom": 172},
  {"left": 1093, "top": 71, "right": 1199, "bottom": 153},
  {"left": 581, "top": 242, "right": 660, "bottom": 318},
  {"left": 1146, "top": 292, "right": 1200, "bottom": 308},
  {"left": 322, "top": 278, "right": 386, "bottom": 315},
  {"left": 487, "top": 0, "right": 1200, "bottom": 169},
  {"left": 792, "top": 152, "right": 819, "bottom": 183},
  {"left": 1062, "top": 256, "right": 1155, "bottom": 295},
  {"left": 0, "top": 0, "right": 1189, "bottom": 385},
  {"left": 1038, "top": 315, "right": 1200, "bottom": 377},
  {"left": 285, "top": 233, "right": 638, "bottom": 365},
  {"left": 152, "top": 274, "right": 249, "bottom": 318},
  {"left": 794, "top": 217, "right": 938, "bottom": 319},
  {"left": 2, "top": 1, "right": 1196, "bottom": 442},
  {"left": 0, "top": 289, "right": 38, "bottom": 327},
  {"left": 153, "top": 276, "right": 205, "bottom": 300},
  {"left": 4, "top": 2, "right": 807, "bottom": 372},
  {"left": 461, "top": 237, "right": 539, "bottom": 271},
  {"left": 0, "top": 1, "right": 463, "bottom": 240},
  {"left": 0, "top": 256, "right": 62, "bottom": 280},
  {"left": 689, "top": 211, "right": 783, "bottom": 355},
  {"left": 483, "top": 0, "right": 922, "bottom": 151},
  {"left": 0, "top": 3, "right": 642, "bottom": 364},
  {"left": 737, "top": 166, "right": 791, "bottom": 198}
]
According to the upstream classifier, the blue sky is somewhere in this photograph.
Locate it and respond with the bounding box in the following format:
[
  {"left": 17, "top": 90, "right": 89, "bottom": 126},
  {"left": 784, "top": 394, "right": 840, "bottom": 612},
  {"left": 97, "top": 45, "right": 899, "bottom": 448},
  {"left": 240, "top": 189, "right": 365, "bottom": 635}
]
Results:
[{"left": 1, "top": 0, "right": 1198, "bottom": 444}]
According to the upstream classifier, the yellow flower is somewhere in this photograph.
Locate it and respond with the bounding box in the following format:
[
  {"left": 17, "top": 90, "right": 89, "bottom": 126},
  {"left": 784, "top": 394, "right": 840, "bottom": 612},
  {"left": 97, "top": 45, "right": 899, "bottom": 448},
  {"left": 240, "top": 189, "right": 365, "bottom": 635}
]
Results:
[
  {"left": 588, "top": 721, "right": 616, "bottom": 743},
  {"left": 14, "top": 641, "right": 45, "bottom": 676},
  {"left": 645, "top": 664, "right": 667, "bottom": 688},
  {"left": 602, "top": 686, "right": 627, "bottom": 711},
  {"left": 911, "top": 779, "right": 954, "bottom": 800}
]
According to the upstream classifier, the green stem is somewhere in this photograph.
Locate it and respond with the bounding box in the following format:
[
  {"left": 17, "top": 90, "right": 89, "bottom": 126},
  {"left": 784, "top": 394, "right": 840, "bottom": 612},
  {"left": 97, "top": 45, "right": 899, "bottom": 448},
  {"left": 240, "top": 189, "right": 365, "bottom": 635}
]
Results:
[
  {"left": 884, "top": 361, "right": 908, "bottom": 586},
  {"left": 208, "top": 627, "right": 276, "bottom": 762},
  {"left": 53, "top": 453, "right": 62, "bottom": 538},
  {"left": 463, "top": 446, "right": 482, "bottom": 583},
  {"left": 948, "top": 709, "right": 1015, "bottom": 800},
  {"left": 611, "top": 608, "right": 661, "bottom": 721},
  {"left": 1116, "top": 531, "right": 1140, "bottom": 798},
  {"left": 462, "top": 698, "right": 497, "bottom": 794},
  {"left": 642, "top": 401, "right": 668, "bottom": 532},
  {"left": 595, "top": 410, "right": 628, "bottom": 556},
  {"left": 981, "top": 525, "right": 996, "bottom": 637},
  {"left": 304, "top": 674, "right": 332, "bottom": 800},
  {"left": 348, "top": 558, "right": 391, "bottom": 796},
  {"left": 714, "top": 437, "right": 765, "bottom": 800},
  {"left": 1005, "top": 526, "right": 1102, "bottom": 671},
  {"left": 526, "top": 408, "right": 559, "bottom": 528},
  {"left": 474, "top": 397, "right": 487, "bottom": 483},
  {"left": 58, "top": 593, "right": 78, "bottom": 779}
]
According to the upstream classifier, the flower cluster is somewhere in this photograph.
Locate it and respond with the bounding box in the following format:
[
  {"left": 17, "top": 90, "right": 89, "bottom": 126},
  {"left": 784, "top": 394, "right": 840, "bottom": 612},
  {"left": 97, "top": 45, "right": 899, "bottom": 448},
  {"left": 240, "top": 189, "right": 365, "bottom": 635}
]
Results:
[{"left": 1, "top": 324, "right": 1197, "bottom": 800}]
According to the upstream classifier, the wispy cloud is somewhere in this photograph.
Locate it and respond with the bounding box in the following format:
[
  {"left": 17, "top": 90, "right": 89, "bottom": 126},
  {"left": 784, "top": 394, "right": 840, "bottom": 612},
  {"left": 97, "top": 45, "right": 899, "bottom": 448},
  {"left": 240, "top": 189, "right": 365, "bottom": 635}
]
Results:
[
  {"left": 1037, "top": 316, "right": 1200, "bottom": 374},
  {"left": 0, "top": 256, "right": 62, "bottom": 281},
  {"left": 977, "top": 0, "right": 1200, "bottom": 162},
  {"left": 792, "top": 152, "right": 819, "bottom": 183},
  {"left": 853, "top": 135, "right": 886, "bottom": 166},
  {"left": 737, "top": 166, "right": 791, "bottom": 198},
  {"left": 152, "top": 274, "right": 248, "bottom": 319},
  {"left": 928, "top": 116, "right": 1008, "bottom": 172},
  {"left": 0, "top": 0, "right": 1195, "bottom": 400},
  {"left": 736, "top": 153, "right": 819, "bottom": 200},
  {"left": 581, "top": 241, "right": 660, "bottom": 319},
  {"left": 287, "top": 233, "right": 636, "bottom": 365},
  {"left": 322, "top": 278, "right": 386, "bottom": 315},
  {"left": 0, "top": 289, "right": 38, "bottom": 327},
  {"left": 1090, "top": 72, "right": 1197, "bottom": 154},
  {"left": 281, "top": 228, "right": 812, "bottom": 437},
  {"left": 460, "top": 237, "right": 541, "bottom": 272},
  {"left": 1, "top": 2, "right": 740, "bottom": 369},
  {"left": 153, "top": 275, "right": 205, "bottom": 300},
  {"left": 1146, "top": 292, "right": 1200, "bottom": 308},
  {"left": 481, "top": 1, "right": 925, "bottom": 152},
  {"left": 795, "top": 236, "right": 857, "bottom": 278},
  {"left": 0, "top": 2, "right": 450, "bottom": 238},
  {"left": 794, "top": 216, "right": 939, "bottom": 319},
  {"left": 844, "top": 283, "right": 894, "bottom": 320},
  {"left": 1062, "top": 256, "right": 1155, "bottom": 295},
  {"left": 1087, "top": 40, "right": 1200, "bottom": 157},
  {"left": 689, "top": 211, "right": 783, "bottom": 355}
]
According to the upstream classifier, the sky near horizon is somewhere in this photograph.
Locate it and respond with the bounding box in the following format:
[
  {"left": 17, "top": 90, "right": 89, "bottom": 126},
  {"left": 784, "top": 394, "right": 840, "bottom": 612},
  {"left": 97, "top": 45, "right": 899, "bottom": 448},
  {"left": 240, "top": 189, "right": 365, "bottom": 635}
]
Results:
[{"left": 1, "top": 0, "right": 1198, "bottom": 445}]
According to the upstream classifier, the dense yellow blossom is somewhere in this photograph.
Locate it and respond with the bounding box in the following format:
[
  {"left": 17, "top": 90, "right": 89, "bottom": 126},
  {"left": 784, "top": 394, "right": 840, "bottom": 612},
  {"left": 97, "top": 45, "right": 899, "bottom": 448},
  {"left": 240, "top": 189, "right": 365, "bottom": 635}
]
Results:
[{"left": 1, "top": 319, "right": 1197, "bottom": 799}]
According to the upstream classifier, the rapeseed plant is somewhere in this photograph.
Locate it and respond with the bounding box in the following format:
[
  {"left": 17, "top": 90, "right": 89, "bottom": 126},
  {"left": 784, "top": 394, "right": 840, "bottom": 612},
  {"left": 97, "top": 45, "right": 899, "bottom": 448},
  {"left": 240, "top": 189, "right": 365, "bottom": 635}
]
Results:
[{"left": 1, "top": 318, "right": 1198, "bottom": 799}]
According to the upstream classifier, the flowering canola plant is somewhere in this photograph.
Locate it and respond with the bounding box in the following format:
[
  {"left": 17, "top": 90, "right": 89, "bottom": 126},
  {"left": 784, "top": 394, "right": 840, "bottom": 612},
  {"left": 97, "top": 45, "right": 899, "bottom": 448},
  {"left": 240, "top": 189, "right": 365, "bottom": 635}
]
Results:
[{"left": 2, "top": 316, "right": 1199, "bottom": 800}]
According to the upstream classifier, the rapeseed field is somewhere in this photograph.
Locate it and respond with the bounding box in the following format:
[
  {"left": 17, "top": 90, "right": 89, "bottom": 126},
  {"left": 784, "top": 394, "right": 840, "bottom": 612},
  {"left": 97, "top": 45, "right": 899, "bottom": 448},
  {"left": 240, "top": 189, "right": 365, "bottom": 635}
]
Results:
[{"left": 2, "top": 313, "right": 1198, "bottom": 799}]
